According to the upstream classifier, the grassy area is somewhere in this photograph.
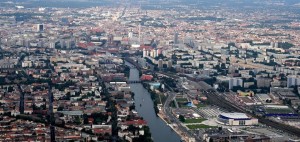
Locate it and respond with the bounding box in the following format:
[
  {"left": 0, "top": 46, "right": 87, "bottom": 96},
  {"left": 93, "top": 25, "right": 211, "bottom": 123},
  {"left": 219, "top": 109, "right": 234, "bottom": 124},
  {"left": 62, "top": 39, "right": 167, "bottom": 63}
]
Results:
[
  {"left": 196, "top": 103, "right": 206, "bottom": 108},
  {"left": 265, "top": 108, "right": 294, "bottom": 114},
  {"left": 186, "top": 124, "right": 217, "bottom": 129},
  {"left": 170, "top": 100, "right": 176, "bottom": 108},
  {"left": 176, "top": 98, "right": 188, "bottom": 102},
  {"left": 184, "top": 118, "right": 207, "bottom": 123},
  {"left": 178, "top": 102, "right": 187, "bottom": 108}
]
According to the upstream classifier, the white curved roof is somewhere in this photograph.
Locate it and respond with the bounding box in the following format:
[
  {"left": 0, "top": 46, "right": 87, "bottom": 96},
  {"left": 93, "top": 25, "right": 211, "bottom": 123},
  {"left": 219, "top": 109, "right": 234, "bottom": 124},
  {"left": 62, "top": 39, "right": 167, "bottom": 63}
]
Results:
[{"left": 220, "top": 113, "right": 249, "bottom": 119}]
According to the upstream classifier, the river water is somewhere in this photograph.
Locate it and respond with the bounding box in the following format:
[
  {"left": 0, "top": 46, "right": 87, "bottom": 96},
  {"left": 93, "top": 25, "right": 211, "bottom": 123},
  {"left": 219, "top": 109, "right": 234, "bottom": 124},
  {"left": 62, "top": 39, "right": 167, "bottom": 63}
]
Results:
[{"left": 125, "top": 62, "right": 181, "bottom": 142}]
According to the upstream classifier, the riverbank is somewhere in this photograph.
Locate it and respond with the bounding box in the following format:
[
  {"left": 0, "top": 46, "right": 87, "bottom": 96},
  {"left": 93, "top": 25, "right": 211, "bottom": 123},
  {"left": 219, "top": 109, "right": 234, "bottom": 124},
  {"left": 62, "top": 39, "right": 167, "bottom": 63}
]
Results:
[
  {"left": 126, "top": 61, "right": 181, "bottom": 142},
  {"left": 157, "top": 112, "right": 189, "bottom": 142}
]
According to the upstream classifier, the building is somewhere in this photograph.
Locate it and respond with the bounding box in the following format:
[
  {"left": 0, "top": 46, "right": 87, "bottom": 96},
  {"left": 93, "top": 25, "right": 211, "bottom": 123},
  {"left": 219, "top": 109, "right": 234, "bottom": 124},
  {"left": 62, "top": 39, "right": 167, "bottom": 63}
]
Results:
[
  {"left": 140, "top": 74, "right": 153, "bottom": 81},
  {"left": 229, "top": 78, "right": 243, "bottom": 89},
  {"left": 255, "top": 94, "right": 272, "bottom": 103},
  {"left": 217, "top": 113, "right": 258, "bottom": 126},
  {"left": 174, "top": 32, "right": 179, "bottom": 44},
  {"left": 60, "top": 39, "right": 65, "bottom": 49},
  {"left": 237, "top": 90, "right": 254, "bottom": 97},
  {"left": 287, "top": 75, "right": 300, "bottom": 88},
  {"left": 36, "top": 24, "right": 44, "bottom": 32},
  {"left": 167, "top": 60, "right": 172, "bottom": 68},
  {"left": 66, "top": 40, "right": 73, "bottom": 49},
  {"left": 143, "top": 48, "right": 147, "bottom": 57},
  {"left": 256, "top": 77, "right": 271, "bottom": 88},
  {"left": 149, "top": 82, "right": 161, "bottom": 90},
  {"left": 158, "top": 59, "right": 163, "bottom": 68},
  {"left": 150, "top": 50, "right": 154, "bottom": 57},
  {"left": 49, "top": 41, "right": 56, "bottom": 48}
]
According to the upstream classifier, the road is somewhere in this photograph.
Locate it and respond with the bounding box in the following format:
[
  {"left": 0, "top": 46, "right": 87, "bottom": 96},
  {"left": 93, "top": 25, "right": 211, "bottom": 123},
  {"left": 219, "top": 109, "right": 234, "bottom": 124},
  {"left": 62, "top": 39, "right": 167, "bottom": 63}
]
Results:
[
  {"left": 48, "top": 85, "right": 55, "bottom": 142},
  {"left": 18, "top": 85, "right": 24, "bottom": 114},
  {"left": 163, "top": 92, "right": 200, "bottom": 141},
  {"left": 162, "top": 81, "right": 201, "bottom": 141}
]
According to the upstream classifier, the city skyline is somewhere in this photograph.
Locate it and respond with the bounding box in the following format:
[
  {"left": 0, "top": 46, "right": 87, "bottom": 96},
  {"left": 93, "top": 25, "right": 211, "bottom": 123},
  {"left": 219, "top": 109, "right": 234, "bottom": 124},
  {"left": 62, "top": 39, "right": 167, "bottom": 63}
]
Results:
[{"left": 0, "top": 0, "right": 300, "bottom": 141}]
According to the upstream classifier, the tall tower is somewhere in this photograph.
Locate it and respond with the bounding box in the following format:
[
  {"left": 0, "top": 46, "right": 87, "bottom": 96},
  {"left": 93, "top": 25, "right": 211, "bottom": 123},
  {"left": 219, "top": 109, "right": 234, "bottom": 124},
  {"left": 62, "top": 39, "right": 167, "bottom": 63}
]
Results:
[
  {"left": 174, "top": 31, "right": 179, "bottom": 44},
  {"left": 0, "top": 37, "right": 2, "bottom": 49},
  {"left": 138, "top": 23, "right": 141, "bottom": 44}
]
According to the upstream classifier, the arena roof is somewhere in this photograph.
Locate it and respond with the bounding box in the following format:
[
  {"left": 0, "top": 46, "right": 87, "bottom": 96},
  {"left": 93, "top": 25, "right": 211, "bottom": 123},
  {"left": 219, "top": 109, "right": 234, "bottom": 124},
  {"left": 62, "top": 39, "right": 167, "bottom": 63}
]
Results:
[{"left": 219, "top": 113, "right": 250, "bottom": 120}]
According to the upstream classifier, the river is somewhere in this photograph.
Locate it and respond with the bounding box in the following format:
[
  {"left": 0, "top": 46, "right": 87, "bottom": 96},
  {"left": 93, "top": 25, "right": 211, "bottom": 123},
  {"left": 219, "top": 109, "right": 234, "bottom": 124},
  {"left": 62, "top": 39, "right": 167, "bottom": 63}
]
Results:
[{"left": 125, "top": 62, "right": 181, "bottom": 142}]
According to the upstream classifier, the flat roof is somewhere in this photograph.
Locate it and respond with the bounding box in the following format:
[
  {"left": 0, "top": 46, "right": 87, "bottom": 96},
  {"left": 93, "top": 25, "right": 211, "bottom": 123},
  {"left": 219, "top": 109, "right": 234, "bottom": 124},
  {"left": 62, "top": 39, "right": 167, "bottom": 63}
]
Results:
[
  {"left": 58, "top": 111, "right": 83, "bottom": 116},
  {"left": 264, "top": 105, "right": 289, "bottom": 109},
  {"left": 256, "top": 93, "right": 271, "bottom": 100}
]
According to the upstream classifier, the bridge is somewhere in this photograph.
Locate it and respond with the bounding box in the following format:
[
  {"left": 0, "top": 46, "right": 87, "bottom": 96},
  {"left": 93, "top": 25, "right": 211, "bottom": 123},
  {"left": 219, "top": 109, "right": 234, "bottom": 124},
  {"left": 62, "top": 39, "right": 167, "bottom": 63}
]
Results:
[
  {"left": 123, "top": 57, "right": 142, "bottom": 70},
  {"left": 127, "top": 80, "right": 142, "bottom": 84}
]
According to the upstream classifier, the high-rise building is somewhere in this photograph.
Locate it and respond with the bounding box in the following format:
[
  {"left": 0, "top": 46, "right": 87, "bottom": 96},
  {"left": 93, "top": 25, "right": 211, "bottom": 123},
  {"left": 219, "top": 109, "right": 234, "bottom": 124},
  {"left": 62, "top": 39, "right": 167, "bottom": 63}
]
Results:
[
  {"left": 128, "top": 31, "right": 133, "bottom": 39},
  {"left": 274, "top": 42, "right": 279, "bottom": 48},
  {"left": 38, "top": 40, "right": 44, "bottom": 48},
  {"left": 158, "top": 59, "right": 163, "bottom": 68},
  {"left": 256, "top": 77, "right": 271, "bottom": 88},
  {"left": 150, "top": 50, "right": 154, "bottom": 57},
  {"left": 287, "top": 75, "right": 300, "bottom": 88},
  {"left": 157, "top": 48, "right": 162, "bottom": 55},
  {"left": 66, "top": 40, "right": 73, "bottom": 49},
  {"left": 143, "top": 48, "right": 147, "bottom": 57},
  {"left": 174, "top": 32, "right": 179, "bottom": 44},
  {"left": 138, "top": 24, "right": 141, "bottom": 43},
  {"left": 49, "top": 41, "right": 55, "bottom": 48},
  {"left": 153, "top": 49, "right": 157, "bottom": 58},
  {"left": 36, "top": 24, "right": 44, "bottom": 32},
  {"left": 24, "top": 40, "right": 30, "bottom": 49},
  {"left": 229, "top": 78, "right": 243, "bottom": 89},
  {"left": 167, "top": 60, "right": 172, "bottom": 68},
  {"left": 60, "top": 39, "right": 65, "bottom": 49}
]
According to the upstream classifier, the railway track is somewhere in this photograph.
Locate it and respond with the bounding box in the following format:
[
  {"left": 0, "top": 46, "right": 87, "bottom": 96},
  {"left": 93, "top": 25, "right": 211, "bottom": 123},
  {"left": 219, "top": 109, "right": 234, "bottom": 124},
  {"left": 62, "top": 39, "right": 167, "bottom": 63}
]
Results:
[{"left": 203, "top": 89, "right": 300, "bottom": 137}]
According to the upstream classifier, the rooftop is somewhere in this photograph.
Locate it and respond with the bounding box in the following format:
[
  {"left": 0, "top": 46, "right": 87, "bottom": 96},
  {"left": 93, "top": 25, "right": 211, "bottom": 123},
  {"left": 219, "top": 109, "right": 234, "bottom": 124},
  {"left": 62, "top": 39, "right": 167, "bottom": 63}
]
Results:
[{"left": 219, "top": 113, "right": 249, "bottom": 119}]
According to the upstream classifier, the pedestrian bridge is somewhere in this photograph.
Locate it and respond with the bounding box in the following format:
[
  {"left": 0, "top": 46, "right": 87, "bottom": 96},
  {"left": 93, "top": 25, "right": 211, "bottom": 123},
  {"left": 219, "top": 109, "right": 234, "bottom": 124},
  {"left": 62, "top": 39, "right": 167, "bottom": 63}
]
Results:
[{"left": 127, "top": 80, "right": 141, "bottom": 84}]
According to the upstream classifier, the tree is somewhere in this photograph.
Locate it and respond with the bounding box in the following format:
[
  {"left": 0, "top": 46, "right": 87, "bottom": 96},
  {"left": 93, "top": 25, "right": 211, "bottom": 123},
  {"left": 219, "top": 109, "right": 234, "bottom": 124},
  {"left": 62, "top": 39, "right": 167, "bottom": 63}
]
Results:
[
  {"left": 74, "top": 116, "right": 81, "bottom": 125},
  {"left": 179, "top": 115, "right": 185, "bottom": 122},
  {"left": 129, "top": 105, "right": 135, "bottom": 111}
]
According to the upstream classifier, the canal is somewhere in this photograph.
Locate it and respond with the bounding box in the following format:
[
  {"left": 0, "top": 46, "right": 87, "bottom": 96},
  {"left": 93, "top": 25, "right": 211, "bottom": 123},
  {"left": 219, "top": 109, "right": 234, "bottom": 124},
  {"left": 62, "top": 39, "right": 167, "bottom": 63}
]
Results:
[{"left": 125, "top": 62, "right": 181, "bottom": 142}]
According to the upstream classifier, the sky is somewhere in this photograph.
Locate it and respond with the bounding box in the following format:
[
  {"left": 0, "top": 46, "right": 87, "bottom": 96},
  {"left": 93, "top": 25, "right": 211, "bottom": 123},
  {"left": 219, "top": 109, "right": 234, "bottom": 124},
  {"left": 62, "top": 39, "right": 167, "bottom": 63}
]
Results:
[{"left": 1, "top": 0, "right": 300, "bottom": 8}]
